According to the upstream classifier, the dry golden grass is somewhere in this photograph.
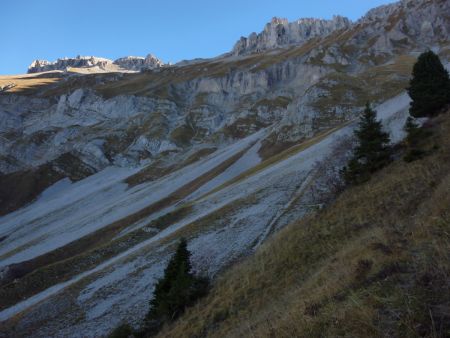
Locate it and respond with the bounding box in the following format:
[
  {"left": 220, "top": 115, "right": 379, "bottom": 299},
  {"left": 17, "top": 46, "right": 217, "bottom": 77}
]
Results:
[
  {"left": 358, "top": 54, "right": 416, "bottom": 87},
  {"left": 95, "top": 56, "right": 267, "bottom": 99},
  {"left": 125, "top": 147, "right": 217, "bottom": 187},
  {"left": 0, "top": 73, "right": 62, "bottom": 95},
  {"left": 312, "top": 54, "right": 416, "bottom": 113},
  {"left": 158, "top": 111, "right": 450, "bottom": 338}
]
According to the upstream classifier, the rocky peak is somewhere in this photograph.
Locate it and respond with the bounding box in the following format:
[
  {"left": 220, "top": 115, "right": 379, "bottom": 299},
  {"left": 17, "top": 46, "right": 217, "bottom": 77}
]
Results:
[
  {"left": 270, "top": 17, "right": 289, "bottom": 26},
  {"left": 113, "top": 54, "right": 164, "bottom": 71},
  {"left": 361, "top": 2, "right": 399, "bottom": 22},
  {"left": 353, "top": 0, "right": 450, "bottom": 53},
  {"left": 28, "top": 59, "right": 51, "bottom": 70},
  {"left": 27, "top": 55, "right": 113, "bottom": 73},
  {"left": 232, "top": 15, "right": 352, "bottom": 55},
  {"left": 27, "top": 54, "right": 164, "bottom": 73}
]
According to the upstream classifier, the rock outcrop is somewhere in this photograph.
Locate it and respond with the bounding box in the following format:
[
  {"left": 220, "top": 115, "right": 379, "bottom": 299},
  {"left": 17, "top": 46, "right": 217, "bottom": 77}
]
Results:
[
  {"left": 27, "top": 54, "right": 164, "bottom": 73},
  {"left": 113, "top": 54, "right": 164, "bottom": 71},
  {"left": 352, "top": 0, "right": 450, "bottom": 54},
  {"left": 0, "top": 83, "right": 16, "bottom": 93},
  {"left": 232, "top": 15, "right": 352, "bottom": 55},
  {"left": 28, "top": 56, "right": 113, "bottom": 73}
]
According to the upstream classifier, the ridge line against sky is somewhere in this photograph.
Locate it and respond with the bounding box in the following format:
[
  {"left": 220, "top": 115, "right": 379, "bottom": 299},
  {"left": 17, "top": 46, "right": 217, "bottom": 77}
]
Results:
[{"left": 0, "top": 0, "right": 397, "bottom": 75}]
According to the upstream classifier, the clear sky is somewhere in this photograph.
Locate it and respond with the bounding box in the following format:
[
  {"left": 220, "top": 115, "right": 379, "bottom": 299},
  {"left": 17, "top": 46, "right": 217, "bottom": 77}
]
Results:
[{"left": 0, "top": 0, "right": 397, "bottom": 75}]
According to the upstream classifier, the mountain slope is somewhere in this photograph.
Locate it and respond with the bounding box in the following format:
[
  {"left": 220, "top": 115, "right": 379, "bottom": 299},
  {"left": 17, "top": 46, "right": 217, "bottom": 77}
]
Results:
[
  {"left": 0, "top": 93, "right": 410, "bottom": 336},
  {"left": 0, "top": 0, "right": 449, "bottom": 336},
  {"left": 158, "top": 110, "right": 450, "bottom": 338}
]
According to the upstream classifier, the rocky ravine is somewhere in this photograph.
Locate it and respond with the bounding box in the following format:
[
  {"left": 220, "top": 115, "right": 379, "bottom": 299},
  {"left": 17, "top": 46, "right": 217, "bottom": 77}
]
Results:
[{"left": 0, "top": 0, "right": 449, "bottom": 336}]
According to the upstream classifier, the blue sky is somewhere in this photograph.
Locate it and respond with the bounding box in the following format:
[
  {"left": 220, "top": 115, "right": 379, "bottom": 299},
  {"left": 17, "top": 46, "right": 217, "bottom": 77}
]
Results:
[{"left": 0, "top": 0, "right": 396, "bottom": 75}]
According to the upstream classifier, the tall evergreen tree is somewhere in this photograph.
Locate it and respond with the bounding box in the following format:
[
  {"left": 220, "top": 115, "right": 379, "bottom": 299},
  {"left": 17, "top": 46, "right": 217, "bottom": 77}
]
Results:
[
  {"left": 144, "top": 238, "right": 208, "bottom": 336},
  {"left": 342, "top": 103, "right": 391, "bottom": 184},
  {"left": 408, "top": 50, "right": 450, "bottom": 118}
]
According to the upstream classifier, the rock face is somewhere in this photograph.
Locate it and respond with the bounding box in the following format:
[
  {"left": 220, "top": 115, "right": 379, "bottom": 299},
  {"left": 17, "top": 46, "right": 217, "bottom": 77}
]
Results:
[
  {"left": 232, "top": 15, "right": 352, "bottom": 55},
  {"left": 28, "top": 56, "right": 113, "bottom": 73},
  {"left": 113, "top": 54, "right": 164, "bottom": 71},
  {"left": 232, "top": 0, "right": 450, "bottom": 57},
  {"left": 27, "top": 54, "right": 164, "bottom": 73},
  {"left": 352, "top": 0, "right": 450, "bottom": 53},
  {"left": 0, "top": 89, "right": 181, "bottom": 174}
]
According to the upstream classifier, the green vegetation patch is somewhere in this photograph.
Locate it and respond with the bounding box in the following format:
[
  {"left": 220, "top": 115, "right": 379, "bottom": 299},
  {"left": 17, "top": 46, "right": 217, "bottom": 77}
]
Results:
[
  {"left": 251, "top": 96, "right": 292, "bottom": 111},
  {"left": 170, "top": 125, "right": 195, "bottom": 146}
]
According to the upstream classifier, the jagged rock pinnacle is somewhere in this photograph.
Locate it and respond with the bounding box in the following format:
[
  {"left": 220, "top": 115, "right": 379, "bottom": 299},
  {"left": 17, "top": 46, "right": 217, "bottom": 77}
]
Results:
[{"left": 232, "top": 15, "right": 352, "bottom": 55}]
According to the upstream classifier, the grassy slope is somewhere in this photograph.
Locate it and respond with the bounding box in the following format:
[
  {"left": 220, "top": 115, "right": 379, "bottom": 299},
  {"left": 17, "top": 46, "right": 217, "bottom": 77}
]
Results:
[
  {"left": 0, "top": 73, "right": 62, "bottom": 95},
  {"left": 312, "top": 55, "right": 416, "bottom": 113},
  {"left": 158, "top": 112, "right": 450, "bottom": 338}
]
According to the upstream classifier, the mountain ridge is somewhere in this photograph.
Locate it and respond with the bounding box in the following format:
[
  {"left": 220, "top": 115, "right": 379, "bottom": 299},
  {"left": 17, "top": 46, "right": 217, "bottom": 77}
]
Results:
[
  {"left": 232, "top": 15, "right": 352, "bottom": 56},
  {"left": 27, "top": 54, "right": 165, "bottom": 74}
]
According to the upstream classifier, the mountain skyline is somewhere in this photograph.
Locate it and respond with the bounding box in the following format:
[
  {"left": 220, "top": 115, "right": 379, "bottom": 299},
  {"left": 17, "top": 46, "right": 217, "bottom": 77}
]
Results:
[{"left": 1, "top": 0, "right": 396, "bottom": 74}]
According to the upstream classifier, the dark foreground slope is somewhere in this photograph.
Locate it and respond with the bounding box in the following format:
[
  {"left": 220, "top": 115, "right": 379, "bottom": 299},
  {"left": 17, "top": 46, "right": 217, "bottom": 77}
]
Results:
[{"left": 157, "top": 111, "right": 450, "bottom": 337}]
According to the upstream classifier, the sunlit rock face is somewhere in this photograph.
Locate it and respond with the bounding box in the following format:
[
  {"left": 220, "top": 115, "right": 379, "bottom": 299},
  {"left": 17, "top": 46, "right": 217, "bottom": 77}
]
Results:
[
  {"left": 28, "top": 56, "right": 114, "bottom": 73},
  {"left": 28, "top": 54, "right": 165, "bottom": 73},
  {"left": 232, "top": 15, "right": 352, "bottom": 55},
  {"left": 113, "top": 54, "right": 164, "bottom": 71}
]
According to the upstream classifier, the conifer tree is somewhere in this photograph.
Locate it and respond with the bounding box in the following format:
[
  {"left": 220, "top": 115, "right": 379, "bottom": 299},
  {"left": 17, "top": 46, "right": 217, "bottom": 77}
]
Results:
[
  {"left": 403, "top": 116, "right": 428, "bottom": 162},
  {"left": 404, "top": 116, "right": 421, "bottom": 147},
  {"left": 342, "top": 103, "right": 391, "bottom": 184},
  {"left": 408, "top": 50, "right": 450, "bottom": 118},
  {"left": 144, "top": 238, "right": 208, "bottom": 336}
]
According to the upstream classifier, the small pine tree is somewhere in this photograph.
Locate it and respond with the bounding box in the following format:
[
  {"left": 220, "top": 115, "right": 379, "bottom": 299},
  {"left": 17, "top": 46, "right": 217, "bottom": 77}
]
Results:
[
  {"left": 342, "top": 103, "right": 391, "bottom": 184},
  {"left": 403, "top": 117, "right": 429, "bottom": 162},
  {"left": 408, "top": 50, "right": 450, "bottom": 118},
  {"left": 144, "top": 239, "right": 208, "bottom": 335},
  {"left": 109, "top": 323, "right": 133, "bottom": 338},
  {"left": 404, "top": 117, "right": 421, "bottom": 147}
]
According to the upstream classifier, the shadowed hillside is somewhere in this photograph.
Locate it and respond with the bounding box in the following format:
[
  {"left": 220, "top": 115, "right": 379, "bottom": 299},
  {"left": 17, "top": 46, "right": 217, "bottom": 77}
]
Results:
[{"left": 158, "top": 111, "right": 450, "bottom": 337}]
